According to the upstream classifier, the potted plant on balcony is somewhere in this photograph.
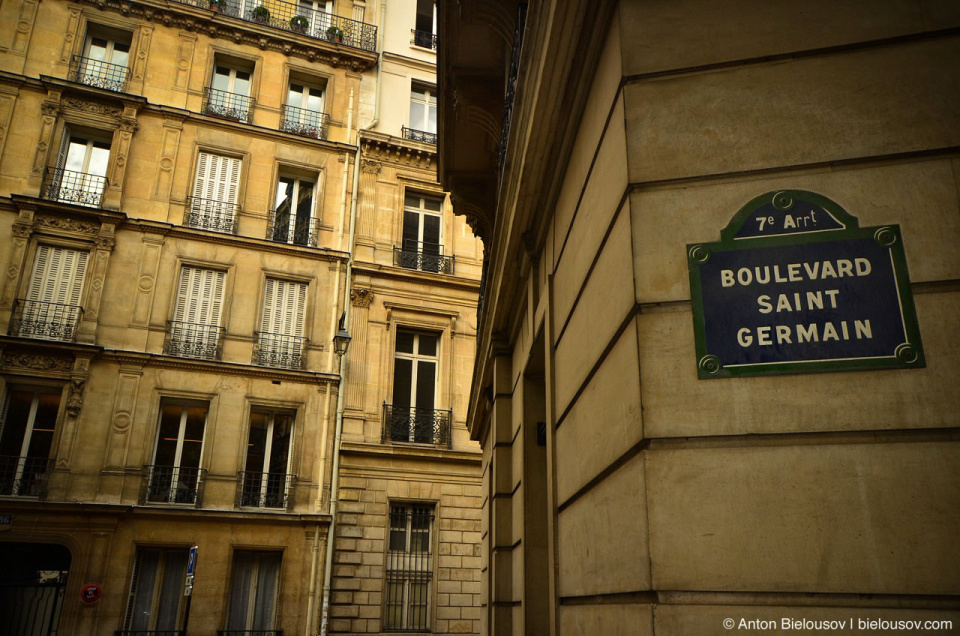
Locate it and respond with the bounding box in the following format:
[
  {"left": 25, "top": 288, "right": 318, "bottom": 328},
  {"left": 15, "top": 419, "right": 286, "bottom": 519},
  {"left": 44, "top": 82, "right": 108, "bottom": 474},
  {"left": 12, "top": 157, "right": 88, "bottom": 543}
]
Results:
[
  {"left": 209, "top": 0, "right": 226, "bottom": 11},
  {"left": 252, "top": 5, "right": 270, "bottom": 22},
  {"left": 325, "top": 25, "right": 343, "bottom": 43},
  {"left": 290, "top": 15, "right": 309, "bottom": 33}
]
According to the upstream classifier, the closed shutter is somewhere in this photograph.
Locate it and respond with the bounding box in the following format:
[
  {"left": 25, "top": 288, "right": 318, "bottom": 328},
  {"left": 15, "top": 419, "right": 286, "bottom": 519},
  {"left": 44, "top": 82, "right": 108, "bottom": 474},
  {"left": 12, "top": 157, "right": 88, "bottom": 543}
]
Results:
[
  {"left": 27, "top": 245, "right": 88, "bottom": 307},
  {"left": 174, "top": 266, "right": 225, "bottom": 327},
  {"left": 260, "top": 279, "right": 306, "bottom": 337},
  {"left": 192, "top": 152, "right": 241, "bottom": 204}
]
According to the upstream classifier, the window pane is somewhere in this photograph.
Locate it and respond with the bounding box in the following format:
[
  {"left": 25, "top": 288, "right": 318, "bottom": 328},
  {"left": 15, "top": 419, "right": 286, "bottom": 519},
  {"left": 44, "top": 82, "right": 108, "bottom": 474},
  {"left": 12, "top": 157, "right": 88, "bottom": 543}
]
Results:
[
  {"left": 417, "top": 333, "right": 437, "bottom": 357},
  {"left": 396, "top": 331, "right": 415, "bottom": 354},
  {"left": 246, "top": 411, "right": 269, "bottom": 473},
  {"left": 422, "top": 214, "right": 440, "bottom": 249},
  {"left": 392, "top": 359, "right": 413, "bottom": 407},
  {"left": 268, "top": 414, "right": 293, "bottom": 474},
  {"left": 213, "top": 67, "right": 231, "bottom": 91},
  {"left": 154, "top": 404, "right": 182, "bottom": 466},
  {"left": 0, "top": 390, "right": 34, "bottom": 456},
  {"left": 415, "top": 361, "right": 435, "bottom": 409},
  {"left": 287, "top": 84, "right": 304, "bottom": 107},
  {"left": 423, "top": 196, "right": 442, "bottom": 212},
  {"left": 402, "top": 211, "right": 420, "bottom": 250},
  {"left": 25, "top": 391, "right": 61, "bottom": 459},
  {"left": 155, "top": 551, "right": 187, "bottom": 630},
  {"left": 179, "top": 404, "right": 207, "bottom": 469},
  {"left": 128, "top": 549, "right": 160, "bottom": 631}
]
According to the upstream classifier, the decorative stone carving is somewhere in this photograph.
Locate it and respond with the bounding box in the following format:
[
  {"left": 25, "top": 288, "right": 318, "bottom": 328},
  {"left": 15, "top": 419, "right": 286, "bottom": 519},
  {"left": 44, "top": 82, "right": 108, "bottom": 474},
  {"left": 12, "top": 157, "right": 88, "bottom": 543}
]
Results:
[
  {"left": 66, "top": 377, "right": 86, "bottom": 415},
  {"left": 351, "top": 287, "right": 375, "bottom": 308},
  {"left": 61, "top": 97, "right": 123, "bottom": 119},
  {"left": 35, "top": 214, "right": 100, "bottom": 234},
  {"left": 1, "top": 352, "right": 73, "bottom": 372}
]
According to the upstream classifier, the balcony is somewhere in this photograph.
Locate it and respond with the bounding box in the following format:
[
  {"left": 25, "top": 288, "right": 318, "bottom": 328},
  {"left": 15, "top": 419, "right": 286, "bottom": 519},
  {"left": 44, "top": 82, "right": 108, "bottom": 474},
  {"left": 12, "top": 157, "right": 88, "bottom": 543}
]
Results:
[
  {"left": 203, "top": 87, "right": 255, "bottom": 123},
  {"left": 411, "top": 29, "right": 438, "bottom": 50},
  {"left": 68, "top": 54, "right": 129, "bottom": 92},
  {"left": 41, "top": 167, "right": 106, "bottom": 208},
  {"left": 218, "top": 631, "right": 283, "bottom": 636},
  {"left": 401, "top": 126, "right": 437, "bottom": 145},
  {"left": 280, "top": 105, "right": 329, "bottom": 140},
  {"left": 9, "top": 299, "right": 83, "bottom": 342},
  {"left": 175, "top": 0, "right": 376, "bottom": 51},
  {"left": 140, "top": 465, "right": 207, "bottom": 506},
  {"left": 266, "top": 214, "right": 317, "bottom": 247},
  {"left": 184, "top": 196, "right": 239, "bottom": 234},
  {"left": 115, "top": 631, "right": 185, "bottom": 636},
  {"left": 394, "top": 243, "right": 455, "bottom": 275},
  {"left": 381, "top": 404, "right": 452, "bottom": 448},
  {"left": 252, "top": 332, "right": 307, "bottom": 369},
  {"left": 164, "top": 321, "right": 225, "bottom": 360},
  {"left": 236, "top": 471, "right": 294, "bottom": 509},
  {"left": 0, "top": 456, "right": 53, "bottom": 498}
]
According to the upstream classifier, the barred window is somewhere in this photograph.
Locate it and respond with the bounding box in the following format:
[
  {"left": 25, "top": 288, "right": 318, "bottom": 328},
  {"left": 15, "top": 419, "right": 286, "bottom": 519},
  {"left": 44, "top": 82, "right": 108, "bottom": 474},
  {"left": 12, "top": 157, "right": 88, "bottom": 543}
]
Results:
[{"left": 385, "top": 503, "right": 434, "bottom": 631}]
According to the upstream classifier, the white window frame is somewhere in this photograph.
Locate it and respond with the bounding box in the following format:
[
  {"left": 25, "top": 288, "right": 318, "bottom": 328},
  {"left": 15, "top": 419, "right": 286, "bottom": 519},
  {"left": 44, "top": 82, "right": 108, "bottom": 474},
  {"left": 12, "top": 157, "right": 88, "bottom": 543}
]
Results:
[
  {"left": 271, "top": 175, "right": 317, "bottom": 246},
  {"left": 0, "top": 387, "right": 62, "bottom": 495},
  {"left": 241, "top": 409, "right": 295, "bottom": 508},
  {"left": 408, "top": 84, "right": 437, "bottom": 134},
  {"left": 256, "top": 277, "right": 308, "bottom": 368}
]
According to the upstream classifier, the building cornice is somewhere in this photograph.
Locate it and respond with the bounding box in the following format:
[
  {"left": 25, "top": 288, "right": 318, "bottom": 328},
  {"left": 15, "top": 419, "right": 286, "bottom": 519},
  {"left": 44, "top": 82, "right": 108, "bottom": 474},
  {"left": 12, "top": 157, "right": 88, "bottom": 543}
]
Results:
[
  {"left": 360, "top": 130, "right": 437, "bottom": 171},
  {"left": 350, "top": 260, "right": 481, "bottom": 291},
  {"left": 99, "top": 349, "right": 341, "bottom": 383}
]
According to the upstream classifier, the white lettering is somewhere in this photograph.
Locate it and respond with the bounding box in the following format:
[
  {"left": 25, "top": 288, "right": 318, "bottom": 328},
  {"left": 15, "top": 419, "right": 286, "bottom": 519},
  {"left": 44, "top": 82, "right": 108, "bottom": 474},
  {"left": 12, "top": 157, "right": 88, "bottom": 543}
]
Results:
[
  {"left": 757, "top": 326, "right": 772, "bottom": 346},
  {"left": 776, "top": 325, "right": 792, "bottom": 344},
  {"left": 721, "top": 270, "right": 735, "bottom": 287},
  {"left": 797, "top": 324, "right": 819, "bottom": 343},
  {"left": 855, "top": 319, "right": 872, "bottom": 339},
  {"left": 737, "top": 328, "right": 753, "bottom": 347},
  {"left": 788, "top": 263, "right": 801, "bottom": 281},
  {"left": 757, "top": 295, "right": 772, "bottom": 314},
  {"left": 855, "top": 257, "right": 871, "bottom": 276}
]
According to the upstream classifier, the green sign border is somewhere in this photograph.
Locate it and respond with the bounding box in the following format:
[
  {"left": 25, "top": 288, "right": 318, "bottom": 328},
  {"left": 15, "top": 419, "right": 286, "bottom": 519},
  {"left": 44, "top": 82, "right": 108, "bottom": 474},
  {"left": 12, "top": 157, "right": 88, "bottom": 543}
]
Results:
[{"left": 687, "top": 190, "right": 925, "bottom": 379}]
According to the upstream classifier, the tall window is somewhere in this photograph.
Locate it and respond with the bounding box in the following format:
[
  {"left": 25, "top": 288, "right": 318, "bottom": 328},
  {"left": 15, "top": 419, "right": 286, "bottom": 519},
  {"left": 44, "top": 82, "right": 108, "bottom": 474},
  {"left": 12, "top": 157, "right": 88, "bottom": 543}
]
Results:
[
  {"left": 123, "top": 548, "right": 188, "bottom": 633},
  {"left": 413, "top": 0, "right": 437, "bottom": 49},
  {"left": 166, "top": 266, "right": 226, "bottom": 360},
  {"left": 271, "top": 175, "right": 316, "bottom": 246},
  {"left": 0, "top": 388, "right": 61, "bottom": 497},
  {"left": 296, "top": 0, "right": 335, "bottom": 36},
  {"left": 186, "top": 152, "right": 242, "bottom": 233},
  {"left": 44, "top": 128, "right": 110, "bottom": 207},
  {"left": 408, "top": 84, "right": 437, "bottom": 135},
  {"left": 146, "top": 401, "right": 208, "bottom": 505},
  {"left": 75, "top": 27, "right": 131, "bottom": 91},
  {"left": 205, "top": 62, "right": 254, "bottom": 123},
  {"left": 13, "top": 245, "right": 88, "bottom": 341},
  {"left": 385, "top": 504, "right": 434, "bottom": 631},
  {"left": 226, "top": 551, "right": 281, "bottom": 632},
  {"left": 282, "top": 80, "right": 327, "bottom": 139},
  {"left": 397, "top": 194, "right": 452, "bottom": 273},
  {"left": 388, "top": 330, "right": 438, "bottom": 443},
  {"left": 240, "top": 410, "right": 294, "bottom": 508},
  {"left": 256, "top": 278, "right": 308, "bottom": 369}
]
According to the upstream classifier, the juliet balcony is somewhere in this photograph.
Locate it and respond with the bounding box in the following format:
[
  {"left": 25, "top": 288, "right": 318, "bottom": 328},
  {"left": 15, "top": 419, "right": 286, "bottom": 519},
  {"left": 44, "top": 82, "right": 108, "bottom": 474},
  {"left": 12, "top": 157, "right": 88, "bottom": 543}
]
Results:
[
  {"left": 68, "top": 54, "right": 129, "bottom": 93},
  {"left": 280, "top": 105, "right": 330, "bottom": 140},
  {"left": 0, "top": 456, "right": 53, "bottom": 498},
  {"left": 236, "top": 470, "right": 295, "bottom": 510},
  {"left": 266, "top": 214, "right": 318, "bottom": 247},
  {"left": 9, "top": 299, "right": 83, "bottom": 342},
  {"left": 381, "top": 404, "right": 452, "bottom": 448},
  {"left": 252, "top": 332, "right": 307, "bottom": 369},
  {"left": 401, "top": 126, "right": 438, "bottom": 145},
  {"left": 184, "top": 196, "right": 240, "bottom": 234},
  {"left": 203, "top": 87, "right": 255, "bottom": 123},
  {"left": 394, "top": 242, "right": 454, "bottom": 275},
  {"left": 41, "top": 167, "right": 106, "bottom": 208},
  {"left": 140, "top": 465, "right": 207, "bottom": 507},
  {"left": 411, "top": 29, "right": 438, "bottom": 50},
  {"left": 164, "top": 321, "right": 225, "bottom": 360}
]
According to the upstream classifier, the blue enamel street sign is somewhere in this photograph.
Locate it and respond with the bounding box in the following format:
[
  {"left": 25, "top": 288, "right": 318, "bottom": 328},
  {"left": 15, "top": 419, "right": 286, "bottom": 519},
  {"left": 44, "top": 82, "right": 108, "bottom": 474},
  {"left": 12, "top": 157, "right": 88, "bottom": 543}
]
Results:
[{"left": 687, "top": 190, "right": 924, "bottom": 378}]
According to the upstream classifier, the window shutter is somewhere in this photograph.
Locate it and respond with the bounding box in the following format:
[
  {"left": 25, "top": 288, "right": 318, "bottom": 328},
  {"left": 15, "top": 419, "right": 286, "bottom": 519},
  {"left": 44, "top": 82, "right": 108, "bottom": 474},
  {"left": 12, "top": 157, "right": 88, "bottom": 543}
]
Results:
[
  {"left": 27, "top": 246, "right": 88, "bottom": 307},
  {"left": 260, "top": 279, "right": 306, "bottom": 336},
  {"left": 175, "top": 266, "right": 225, "bottom": 326},
  {"left": 193, "top": 153, "right": 241, "bottom": 204}
]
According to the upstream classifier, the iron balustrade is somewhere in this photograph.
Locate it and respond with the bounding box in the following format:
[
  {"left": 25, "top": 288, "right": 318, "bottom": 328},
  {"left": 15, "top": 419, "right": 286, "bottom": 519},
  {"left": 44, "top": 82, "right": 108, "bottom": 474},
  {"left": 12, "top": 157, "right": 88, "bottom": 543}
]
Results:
[
  {"left": 203, "top": 87, "right": 255, "bottom": 123},
  {"left": 265, "top": 214, "right": 318, "bottom": 247},
  {"left": 401, "top": 126, "right": 438, "bottom": 145},
  {"left": 164, "top": 321, "right": 225, "bottom": 360},
  {"left": 9, "top": 299, "right": 83, "bottom": 342},
  {"left": 184, "top": 195, "right": 240, "bottom": 234},
  {"left": 394, "top": 243, "right": 454, "bottom": 274},
  {"left": 140, "top": 465, "right": 207, "bottom": 506},
  {"left": 0, "top": 456, "right": 53, "bottom": 497},
  {"left": 173, "top": 0, "right": 377, "bottom": 51},
  {"left": 253, "top": 332, "right": 307, "bottom": 369},
  {"left": 41, "top": 167, "right": 106, "bottom": 207},
  {"left": 411, "top": 29, "right": 438, "bottom": 49},
  {"left": 69, "top": 54, "right": 129, "bottom": 92},
  {"left": 236, "top": 471, "right": 294, "bottom": 509},
  {"left": 115, "top": 630, "right": 186, "bottom": 636},
  {"left": 381, "top": 404, "right": 452, "bottom": 448},
  {"left": 218, "top": 631, "right": 284, "bottom": 636},
  {"left": 280, "top": 105, "right": 329, "bottom": 140}
]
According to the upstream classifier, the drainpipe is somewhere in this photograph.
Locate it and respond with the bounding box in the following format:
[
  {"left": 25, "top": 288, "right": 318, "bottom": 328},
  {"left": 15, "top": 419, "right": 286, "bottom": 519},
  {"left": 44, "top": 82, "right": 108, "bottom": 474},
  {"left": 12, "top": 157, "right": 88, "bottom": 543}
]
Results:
[{"left": 319, "top": 3, "right": 384, "bottom": 633}]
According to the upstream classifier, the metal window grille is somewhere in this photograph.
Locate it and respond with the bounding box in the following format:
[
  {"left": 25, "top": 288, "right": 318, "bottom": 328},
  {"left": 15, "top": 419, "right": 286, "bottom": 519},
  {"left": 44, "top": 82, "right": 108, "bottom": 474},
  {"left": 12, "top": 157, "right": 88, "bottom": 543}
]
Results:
[
  {"left": 411, "top": 29, "right": 438, "bottom": 49},
  {"left": 236, "top": 471, "right": 294, "bottom": 509},
  {"left": 385, "top": 504, "right": 434, "bottom": 632},
  {"left": 265, "top": 214, "right": 317, "bottom": 247},
  {"left": 41, "top": 167, "right": 106, "bottom": 207},
  {"left": 253, "top": 332, "right": 307, "bottom": 369},
  {"left": 280, "top": 105, "right": 329, "bottom": 140},
  {"left": 203, "top": 87, "right": 255, "bottom": 123},
  {"left": 9, "top": 299, "right": 83, "bottom": 342},
  {"left": 0, "top": 456, "right": 54, "bottom": 497},
  {"left": 139, "top": 465, "right": 207, "bottom": 506},
  {"left": 393, "top": 242, "right": 454, "bottom": 274},
  {"left": 164, "top": 321, "right": 225, "bottom": 360},
  {"left": 401, "top": 126, "right": 438, "bottom": 145},
  {"left": 381, "top": 404, "right": 452, "bottom": 448},
  {"left": 183, "top": 196, "right": 239, "bottom": 234}
]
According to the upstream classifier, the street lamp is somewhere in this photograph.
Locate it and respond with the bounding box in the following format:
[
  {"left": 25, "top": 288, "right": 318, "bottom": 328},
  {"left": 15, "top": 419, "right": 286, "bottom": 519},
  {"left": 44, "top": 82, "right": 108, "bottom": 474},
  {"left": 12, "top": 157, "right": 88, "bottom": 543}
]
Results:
[{"left": 333, "top": 314, "right": 351, "bottom": 357}]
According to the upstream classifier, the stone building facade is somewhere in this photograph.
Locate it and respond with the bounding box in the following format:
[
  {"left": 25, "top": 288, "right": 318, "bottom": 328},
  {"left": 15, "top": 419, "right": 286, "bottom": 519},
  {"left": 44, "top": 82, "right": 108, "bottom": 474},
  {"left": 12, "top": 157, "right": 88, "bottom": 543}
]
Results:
[
  {"left": 0, "top": 0, "right": 482, "bottom": 634},
  {"left": 439, "top": 1, "right": 960, "bottom": 635}
]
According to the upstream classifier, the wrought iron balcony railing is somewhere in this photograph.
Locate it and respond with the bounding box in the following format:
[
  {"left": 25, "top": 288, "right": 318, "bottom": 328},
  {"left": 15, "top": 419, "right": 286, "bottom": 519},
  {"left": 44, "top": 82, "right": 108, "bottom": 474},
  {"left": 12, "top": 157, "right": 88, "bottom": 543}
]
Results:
[
  {"left": 266, "top": 214, "right": 317, "bottom": 247},
  {"left": 69, "top": 54, "right": 129, "bottom": 92},
  {"left": 140, "top": 465, "right": 207, "bottom": 506},
  {"left": 115, "top": 629, "right": 186, "bottom": 636},
  {"left": 173, "top": 0, "right": 377, "bottom": 51},
  {"left": 218, "top": 630, "right": 284, "bottom": 636},
  {"left": 164, "top": 321, "right": 225, "bottom": 360},
  {"left": 401, "top": 126, "right": 437, "bottom": 145},
  {"left": 381, "top": 404, "right": 452, "bottom": 448},
  {"left": 411, "top": 29, "right": 438, "bottom": 49},
  {"left": 394, "top": 244, "right": 455, "bottom": 275},
  {"left": 280, "top": 105, "right": 329, "bottom": 140},
  {"left": 203, "top": 87, "right": 255, "bottom": 123},
  {"left": 236, "top": 471, "right": 294, "bottom": 509},
  {"left": 9, "top": 299, "right": 83, "bottom": 342},
  {"left": 184, "top": 196, "right": 239, "bottom": 234},
  {"left": 41, "top": 167, "right": 106, "bottom": 208},
  {"left": 253, "top": 332, "right": 307, "bottom": 369},
  {"left": 0, "top": 456, "right": 53, "bottom": 498}
]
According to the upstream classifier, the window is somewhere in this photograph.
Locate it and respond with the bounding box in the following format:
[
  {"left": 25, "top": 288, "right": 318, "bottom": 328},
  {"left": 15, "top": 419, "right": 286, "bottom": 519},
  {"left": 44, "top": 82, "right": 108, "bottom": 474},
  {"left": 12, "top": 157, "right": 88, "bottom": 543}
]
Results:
[
  {"left": 281, "top": 80, "right": 327, "bottom": 139},
  {"left": 295, "top": 0, "right": 335, "bottom": 37},
  {"left": 396, "top": 194, "right": 452, "bottom": 274},
  {"left": 43, "top": 128, "right": 110, "bottom": 207},
  {"left": 239, "top": 410, "right": 294, "bottom": 508},
  {"left": 122, "top": 548, "right": 188, "bottom": 633},
  {"left": 0, "top": 388, "right": 61, "bottom": 497},
  {"left": 12, "top": 245, "right": 88, "bottom": 341},
  {"left": 404, "top": 84, "right": 437, "bottom": 144},
  {"left": 225, "top": 551, "right": 281, "bottom": 632},
  {"left": 144, "top": 400, "right": 208, "bottom": 505},
  {"left": 270, "top": 175, "right": 316, "bottom": 246},
  {"left": 186, "top": 152, "right": 241, "bottom": 234},
  {"left": 165, "top": 265, "right": 226, "bottom": 360},
  {"left": 385, "top": 330, "right": 450, "bottom": 445},
  {"left": 385, "top": 504, "right": 434, "bottom": 631},
  {"left": 413, "top": 0, "right": 437, "bottom": 49},
  {"left": 255, "top": 278, "right": 308, "bottom": 369},
  {"left": 73, "top": 26, "right": 131, "bottom": 91},
  {"left": 205, "top": 62, "right": 254, "bottom": 122}
]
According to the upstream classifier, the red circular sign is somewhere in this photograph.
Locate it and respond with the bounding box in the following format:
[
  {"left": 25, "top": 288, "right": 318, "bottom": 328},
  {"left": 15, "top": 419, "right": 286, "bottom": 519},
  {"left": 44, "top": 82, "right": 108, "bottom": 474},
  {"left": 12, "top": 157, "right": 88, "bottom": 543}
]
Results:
[{"left": 81, "top": 582, "right": 101, "bottom": 604}]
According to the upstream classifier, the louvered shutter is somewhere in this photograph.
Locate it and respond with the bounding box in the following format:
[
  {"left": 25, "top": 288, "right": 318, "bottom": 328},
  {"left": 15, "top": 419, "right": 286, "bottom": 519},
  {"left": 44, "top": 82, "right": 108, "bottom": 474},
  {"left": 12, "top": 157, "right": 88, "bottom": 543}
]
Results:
[
  {"left": 27, "top": 246, "right": 88, "bottom": 306},
  {"left": 193, "top": 152, "right": 241, "bottom": 205},
  {"left": 260, "top": 279, "right": 306, "bottom": 337},
  {"left": 174, "top": 266, "right": 225, "bottom": 327}
]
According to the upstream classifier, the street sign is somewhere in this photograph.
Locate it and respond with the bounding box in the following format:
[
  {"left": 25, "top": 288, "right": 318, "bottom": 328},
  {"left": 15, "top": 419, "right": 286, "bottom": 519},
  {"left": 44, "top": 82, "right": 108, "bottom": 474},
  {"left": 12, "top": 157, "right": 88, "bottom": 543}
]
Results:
[
  {"left": 185, "top": 545, "right": 198, "bottom": 597},
  {"left": 81, "top": 583, "right": 101, "bottom": 604},
  {"left": 687, "top": 190, "right": 924, "bottom": 378}
]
